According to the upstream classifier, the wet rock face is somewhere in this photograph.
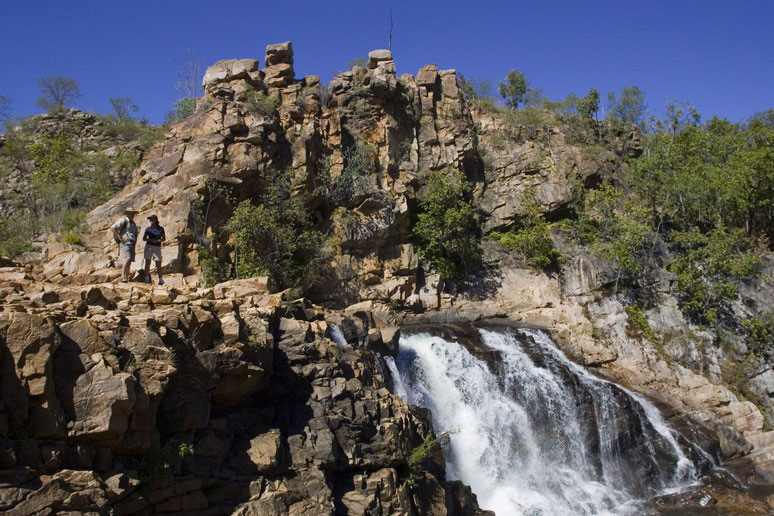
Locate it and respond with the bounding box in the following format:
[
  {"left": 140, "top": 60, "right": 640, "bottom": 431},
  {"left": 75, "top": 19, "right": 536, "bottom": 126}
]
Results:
[{"left": 0, "top": 270, "right": 486, "bottom": 514}]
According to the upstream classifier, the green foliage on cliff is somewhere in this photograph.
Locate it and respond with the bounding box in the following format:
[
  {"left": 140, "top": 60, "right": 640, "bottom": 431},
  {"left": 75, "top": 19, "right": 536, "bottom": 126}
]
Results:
[
  {"left": 329, "top": 143, "right": 376, "bottom": 206},
  {"left": 412, "top": 169, "right": 480, "bottom": 280},
  {"left": 743, "top": 313, "right": 774, "bottom": 360},
  {"left": 165, "top": 96, "right": 198, "bottom": 124},
  {"left": 404, "top": 431, "right": 437, "bottom": 488},
  {"left": 630, "top": 107, "right": 774, "bottom": 242},
  {"left": 624, "top": 103, "right": 772, "bottom": 323},
  {"left": 564, "top": 182, "right": 651, "bottom": 288},
  {"left": 226, "top": 169, "right": 331, "bottom": 294},
  {"left": 499, "top": 69, "right": 528, "bottom": 109},
  {"left": 138, "top": 439, "right": 194, "bottom": 484},
  {"left": 669, "top": 227, "right": 762, "bottom": 325},
  {"left": 244, "top": 88, "right": 280, "bottom": 116},
  {"left": 559, "top": 99, "right": 772, "bottom": 327},
  {"left": 0, "top": 110, "right": 154, "bottom": 257},
  {"left": 490, "top": 189, "right": 560, "bottom": 271},
  {"left": 623, "top": 305, "right": 670, "bottom": 360}
]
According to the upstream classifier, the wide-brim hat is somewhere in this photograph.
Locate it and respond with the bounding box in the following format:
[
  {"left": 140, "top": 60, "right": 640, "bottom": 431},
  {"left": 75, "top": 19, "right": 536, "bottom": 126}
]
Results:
[{"left": 124, "top": 207, "right": 139, "bottom": 214}]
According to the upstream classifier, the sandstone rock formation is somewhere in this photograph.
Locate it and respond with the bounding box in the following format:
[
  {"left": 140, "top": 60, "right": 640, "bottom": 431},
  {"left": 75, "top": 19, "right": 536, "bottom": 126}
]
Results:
[
  {"left": 2, "top": 40, "right": 774, "bottom": 514},
  {"left": 0, "top": 269, "right": 491, "bottom": 514}
]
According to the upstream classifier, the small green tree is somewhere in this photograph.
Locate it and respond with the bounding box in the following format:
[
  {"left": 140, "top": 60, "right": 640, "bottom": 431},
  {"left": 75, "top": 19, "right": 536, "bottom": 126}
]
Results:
[
  {"left": 498, "top": 69, "right": 528, "bottom": 109},
  {"left": 412, "top": 169, "right": 480, "bottom": 279},
  {"left": 226, "top": 169, "right": 331, "bottom": 294},
  {"left": 669, "top": 226, "right": 762, "bottom": 325},
  {"left": 577, "top": 88, "right": 600, "bottom": 120},
  {"left": 108, "top": 97, "right": 138, "bottom": 123},
  {"left": 0, "top": 95, "right": 10, "bottom": 120},
  {"left": 606, "top": 85, "right": 647, "bottom": 130},
  {"left": 165, "top": 97, "right": 198, "bottom": 124},
  {"left": 489, "top": 189, "right": 560, "bottom": 271},
  {"left": 36, "top": 75, "right": 81, "bottom": 111},
  {"left": 405, "top": 432, "right": 437, "bottom": 488}
]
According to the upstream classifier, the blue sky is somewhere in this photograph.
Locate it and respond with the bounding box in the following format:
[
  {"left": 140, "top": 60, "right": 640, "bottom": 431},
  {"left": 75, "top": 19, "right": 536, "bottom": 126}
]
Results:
[{"left": 1, "top": 1, "right": 771, "bottom": 124}]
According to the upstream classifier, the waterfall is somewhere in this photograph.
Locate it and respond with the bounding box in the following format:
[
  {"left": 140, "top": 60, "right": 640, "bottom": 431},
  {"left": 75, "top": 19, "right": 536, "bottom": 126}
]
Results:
[
  {"left": 329, "top": 324, "right": 349, "bottom": 347},
  {"left": 390, "top": 325, "right": 702, "bottom": 515}
]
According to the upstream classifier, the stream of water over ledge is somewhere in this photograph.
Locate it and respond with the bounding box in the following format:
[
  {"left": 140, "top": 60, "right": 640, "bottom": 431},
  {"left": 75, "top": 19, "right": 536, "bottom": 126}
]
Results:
[{"left": 386, "top": 325, "right": 709, "bottom": 515}]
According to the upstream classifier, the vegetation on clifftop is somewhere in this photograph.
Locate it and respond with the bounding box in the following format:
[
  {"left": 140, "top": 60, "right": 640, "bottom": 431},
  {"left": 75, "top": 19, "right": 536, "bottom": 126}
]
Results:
[{"left": 412, "top": 169, "right": 480, "bottom": 280}]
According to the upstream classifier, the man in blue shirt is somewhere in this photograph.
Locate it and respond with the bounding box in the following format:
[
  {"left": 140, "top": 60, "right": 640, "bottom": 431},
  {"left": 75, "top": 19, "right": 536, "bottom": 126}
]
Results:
[{"left": 143, "top": 214, "right": 166, "bottom": 285}]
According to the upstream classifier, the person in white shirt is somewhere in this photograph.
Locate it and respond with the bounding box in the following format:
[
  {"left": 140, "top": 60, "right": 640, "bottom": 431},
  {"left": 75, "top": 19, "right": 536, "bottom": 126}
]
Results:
[{"left": 110, "top": 208, "right": 139, "bottom": 282}]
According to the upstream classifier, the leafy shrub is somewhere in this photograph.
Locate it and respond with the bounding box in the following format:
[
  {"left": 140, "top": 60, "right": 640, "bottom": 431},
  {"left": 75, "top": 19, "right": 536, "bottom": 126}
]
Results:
[
  {"left": 404, "top": 432, "right": 437, "bottom": 488},
  {"left": 566, "top": 183, "right": 651, "bottom": 289},
  {"left": 329, "top": 143, "right": 376, "bottom": 206},
  {"left": 0, "top": 217, "right": 34, "bottom": 258},
  {"left": 502, "top": 107, "right": 558, "bottom": 130},
  {"left": 137, "top": 440, "right": 194, "bottom": 484},
  {"left": 199, "top": 245, "right": 227, "bottom": 287},
  {"left": 625, "top": 305, "right": 669, "bottom": 360},
  {"left": 245, "top": 89, "right": 280, "bottom": 116},
  {"left": 742, "top": 313, "right": 774, "bottom": 359},
  {"left": 100, "top": 117, "right": 162, "bottom": 151},
  {"left": 137, "top": 125, "right": 165, "bottom": 151},
  {"left": 166, "top": 97, "right": 198, "bottom": 124},
  {"left": 226, "top": 169, "right": 331, "bottom": 294},
  {"left": 624, "top": 305, "right": 655, "bottom": 338},
  {"left": 564, "top": 114, "right": 598, "bottom": 145},
  {"left": 412, "top": 169, "right": 480, "bottom": 279},
  {"left": 489, "top": 190, "right": 560, "bottom": 271},
  {"left": 61, "top": 231, "right": 85, "bottom": 246},
  {"left": 349, "top": 99, "right": 374, "bottom": 121},
  {"left": 669, "top": 227, "right": 763, "bottom": 325}
]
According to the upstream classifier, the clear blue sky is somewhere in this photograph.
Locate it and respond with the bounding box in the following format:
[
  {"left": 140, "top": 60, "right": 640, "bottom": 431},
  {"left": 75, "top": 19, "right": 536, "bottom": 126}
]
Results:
[{"left": 1, "top": 1, "right": 771, "bottom": 125}]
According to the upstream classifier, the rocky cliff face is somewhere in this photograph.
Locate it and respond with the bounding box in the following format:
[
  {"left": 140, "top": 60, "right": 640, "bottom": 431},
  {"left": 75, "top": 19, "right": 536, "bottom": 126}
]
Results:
[
  {"left": 0, "top": 272, "right": 489, "bottom": 514},
  {"left": 2, "top": 41, "right": 774, "bottom": 514}
]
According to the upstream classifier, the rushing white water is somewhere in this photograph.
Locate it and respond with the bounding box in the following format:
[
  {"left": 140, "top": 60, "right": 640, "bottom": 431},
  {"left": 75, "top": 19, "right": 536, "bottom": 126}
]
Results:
[
  {"left": 329, "top": 324, "right": 349, "bottom": 347},
  {"left": 393, "top": 326, "right": 700, "bottom": 516}
]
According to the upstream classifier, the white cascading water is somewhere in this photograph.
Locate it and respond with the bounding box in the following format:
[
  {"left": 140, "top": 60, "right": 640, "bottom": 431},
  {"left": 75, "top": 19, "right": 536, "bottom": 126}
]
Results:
[
  {"left": 388, "top": 326, "right": 700, "bottom": 515},
  {"left": 329, "top": 324, "right": 349, "bottom": 347}
]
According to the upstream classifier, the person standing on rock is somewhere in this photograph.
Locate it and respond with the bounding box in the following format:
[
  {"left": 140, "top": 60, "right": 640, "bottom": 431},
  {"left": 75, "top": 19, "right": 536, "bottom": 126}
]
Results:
[
  {"left": 110, "top": 208, "right": 139, "bottom": 283},
  {"left": 142, "top": 214, "right": 166, "bottom": 285}
]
